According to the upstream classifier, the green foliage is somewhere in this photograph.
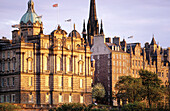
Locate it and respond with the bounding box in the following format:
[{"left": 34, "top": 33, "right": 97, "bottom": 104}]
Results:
[
  {"left": 55, "top": 103, "right": 86, "bottom": 111},
  {"left": 52, "top": 103, "right": 117, "bottom": 111},
  {"left": 115, "top": 76, "right": 144, "bottom": 103},
  {"left": 139, "top": 70, "right": 163, "bottom": 108},
  {"left": 0, "top": 103, "right": 20, "bottom": 111},
  {"left": 121, "top": 102, "right": 146, "bottom": 111},
  {"left": 92, "top": 83, "right": 105, "bottom": 103}
]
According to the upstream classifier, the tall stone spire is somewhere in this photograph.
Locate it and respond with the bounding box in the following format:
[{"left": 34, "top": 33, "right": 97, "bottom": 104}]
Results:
[
  {"left": 87, "top": 0, "right": 99, "bottom": 47},
  {"left": 89, "top": 0, "right": 97, "bottom": 21}
]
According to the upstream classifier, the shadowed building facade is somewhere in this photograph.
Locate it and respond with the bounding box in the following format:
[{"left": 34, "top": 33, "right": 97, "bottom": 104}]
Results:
[{"left": 0, "top": 0, "right": 94, "bottom": 106}]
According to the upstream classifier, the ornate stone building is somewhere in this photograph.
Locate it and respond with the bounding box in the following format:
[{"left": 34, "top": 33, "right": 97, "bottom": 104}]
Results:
[
  {"left": 91, "top": 34, "right": 169, "bottom": 105},
  {"left": 0, "top": 0, "right": 94, "bottom": 106}
]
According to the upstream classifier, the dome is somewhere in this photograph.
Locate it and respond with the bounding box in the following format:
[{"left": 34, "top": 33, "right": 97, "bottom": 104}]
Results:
[
  {"left": 20, "top": 0, "right": 42, "bottom": 24},
  {"left": 68, "top": 24, "right": 81, "bottom": 38},
  {"left": 20, "top": 12, "right": 41, "bottom": 24}
]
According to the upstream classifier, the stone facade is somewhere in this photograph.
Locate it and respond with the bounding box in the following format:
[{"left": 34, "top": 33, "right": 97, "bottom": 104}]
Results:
[
  {"left": 0, "top": 0, "right": 94, "bottom": 106},
  {"left": 91, "top": 34, "right": 170, "bottom": 105}
]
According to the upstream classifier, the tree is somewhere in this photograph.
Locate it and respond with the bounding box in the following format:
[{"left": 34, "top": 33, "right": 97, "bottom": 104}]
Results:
[
  {"left": 92, "top": 83, "right": 106, "bottom": 103},
  {"left": 139, "top": 70, "right": 163, "bottom": 108},
  {"left": 0, "top": 103, "right": 20, "bottom": 111},
  {"left": 115, "top": 76, "right": 144, "bottom": 103}
]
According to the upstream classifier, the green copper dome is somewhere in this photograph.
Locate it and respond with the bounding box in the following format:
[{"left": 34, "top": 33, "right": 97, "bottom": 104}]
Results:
[{"left": 20, "top": 0, "right": 42, "bottom": 24}]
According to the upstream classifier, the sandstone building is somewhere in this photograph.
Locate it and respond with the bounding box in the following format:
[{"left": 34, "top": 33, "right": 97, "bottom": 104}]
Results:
[
  {"left": 0, "top": 0, "right": 94, "bottom": 106},
  {"left": 89, "top": 0, "right": 170, "bottom": 106}
]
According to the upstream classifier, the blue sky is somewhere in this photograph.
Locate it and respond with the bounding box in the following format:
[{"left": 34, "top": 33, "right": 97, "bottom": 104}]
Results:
[{"left": 0, "top": 0, "right": 170, "bottom": 48}]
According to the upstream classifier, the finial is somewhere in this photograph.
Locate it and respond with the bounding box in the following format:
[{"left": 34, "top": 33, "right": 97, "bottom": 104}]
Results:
[
  {"left": 100, "top": 19, "right": 104, "bottom": 35},
  {"left": 74, "top": 23, "right": 75, "bottom": 30}
]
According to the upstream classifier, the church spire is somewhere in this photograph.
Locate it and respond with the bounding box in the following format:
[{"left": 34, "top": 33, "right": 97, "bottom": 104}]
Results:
[
  {"left": 87, "top": 0, "right": 99, "bottom": 47},
  {"left": 89, "top": 0, "right": 97, "bottom": 21}
]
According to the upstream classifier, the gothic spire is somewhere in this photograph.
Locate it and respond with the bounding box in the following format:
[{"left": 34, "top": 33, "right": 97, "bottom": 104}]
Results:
[
  {"left": 100, "top": 20, "right": 104, "bottom": 35},
  {"left": 89, "top": 0, "right": 97, "bottom": 21}
]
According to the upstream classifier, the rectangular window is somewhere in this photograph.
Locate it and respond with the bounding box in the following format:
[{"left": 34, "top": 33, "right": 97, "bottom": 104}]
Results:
[
  {"left": 167, "top": 73, "right": 169, "bottom": 77},
  {"left": 69, "top": 95, "right": 72, "bottom": 103},
  {"left": 29, "top": 94, "right": 33, "bottom": 103},
  {"left": 46, "top": 93, "right": 50, "bottom": 103},
  {"left": 1, "top": 78, "right": 4, "bottom": 87},
  {"left": 11, "top": 94, "right": 15, "bottom": 103},
  {"left": 68, "top": 77, "right": 72, "bottom": 88},
  {"left": 29, "top": 77, "right": 33, "bottom": 86},
  {"left": 58, "top": 76, "right": 62, "bottom": 87},
  {"left": 13, "top": 51, "right": 15, "bottom": 57},
  {"left": 1, "top": 95, "right": 4, "bottom": 103},
  {"left": 162, "top": 72, "right": 164, "bottom": 77},
  {"left": 12, "top": 77, "right": 15, "bottom": 86},
  {"left": 2, "top": 63, "right": 5, "bottom": 72},
  {"left": 80, "top": 95, "right": 83, "bottom": 103},
  {"left": 7, "top": 51, "right": 10, "bottom": 58},
  {"left": 2, "top": 52, "right": 5, "bottom": 58},
  {"left": 59, "top": 94, "right": 63, "bottom": 103},
  {"left": 45, "top": 76, "right": 49, "bottom": 86},
  {"left": 6, "top": 95, "right": 10, "bottom": 103},
  {"left": 13, "top": 62, "right": 15, "bottom": 71},
  {"left": 28, "top": 61, "right": 32, "bottom": 71},
  {"left": 7, "top": 78, "right": 9, "bottom": 86},
  {"left": 7, "top": 62, "right": 10, "bottom": 71},
  {"left": 108, "top": 54, "right": 110, "bottom": 58},
  {"left": 80, "top": 79, "right": 83, "bottom": 88}
]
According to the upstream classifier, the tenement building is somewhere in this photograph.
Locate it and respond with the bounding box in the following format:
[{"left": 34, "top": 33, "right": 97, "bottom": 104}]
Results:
[
  {"left": 0, "top": 0, "right": 94, "bottom": 106},
  {"left": 88, "top": 0, "right": 169, "bottom": 105}
]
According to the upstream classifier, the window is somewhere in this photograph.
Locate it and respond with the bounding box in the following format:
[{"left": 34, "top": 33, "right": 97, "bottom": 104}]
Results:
[
  {"left": 12, "top": 77, "right": 15, "bottom": 86},
  {"left": 0, "top": 95, "right": 4, "bottom": 103},
  {"left": 11, "top": 94, "right": 15, "bottom": 103},
  {"left": 1, "top": 78, "right": 4, "bottom": 87},
  {"left": 45, "top": 76, "right": 49, "bottom": 86},
  {"left": 69, "top": 95, "right": 72, "bottom": 103},
  {"left": 108, "top": 54, "right": 110, "bottom": 58},
  {"left": 108, "top": 61, "right": 110, "bottom": 66},
  {"left": 29, "top": 77, "right": 33, "bottom": 86},
  {"left": 108, "top": 76, "right": 110, "bottom": 80},
  {"left": 7, "top": 62, "right": 10, "bottom": 71},
  {"left": 162, "top": 72, "right": 164, "bottom": 77},
  {"left": 6, "top": 95, "right": 10, "bottom": 103},
  {"left": 13, "top": 62, "right": 15, "bottom": 71},
  {"left": 108, "top": 68, "right": 110, "bottom": 73},
  {"left": 80, "top": 95, "right": 83, "bottom": 103},
  {"left": 97, "top": 55, "right": 100, "bottom": 59},
  {"left": 28, "top": 61, "right": 32, "bottom": 71},
  {"left": 59, "top": 94, "right": 63, "bottom": 103},
  {"left": 7, "top": 78, "right": 9, "bottom": 86},
  {"left": 58, "top": 76, "right": 62, "bottom": 87},
  {"left": 7, "top": 51, "right": 10, "bottom": 58},
  {"left": 2, "top": 52, "right": 5, "bottom": 58},
  {"left": 79, "top": 64, "right": 83, "bottom": 73},
  {"left": 46, "top": 93, "right": 50, "bottom": 103},
  {"left": 44, "top": 56, "right": 48, "bottom": 71},
  {"left": 68, "top": 77, "right": 72, "bottom": 88},
  {"left": 167, "top": 73, "right": 169, "bottom": 77},
  {"left": 57, "top": 57, "right": 61, "bottom": 71},
  {"left": 29, "top": 93, "right": 33, "bottom": 103},
  {"left": 80, "top": 79, "right": 83, "bottom": 88},
  {"left": 2, "top": 63, "right": 5, "bottom": 72},
  {"left": 13, "top": 51, "right": 15, "bottom": 57}
]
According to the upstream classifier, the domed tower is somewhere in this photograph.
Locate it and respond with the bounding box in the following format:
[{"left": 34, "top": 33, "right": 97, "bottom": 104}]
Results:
[{"left": 20, "top": 0, "right": 43, "bottom": 41}]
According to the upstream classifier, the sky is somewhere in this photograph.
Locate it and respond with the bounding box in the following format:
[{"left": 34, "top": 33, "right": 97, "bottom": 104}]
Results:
[{"left": 0, "top": 0, "right": 170, "bottom": 48}]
